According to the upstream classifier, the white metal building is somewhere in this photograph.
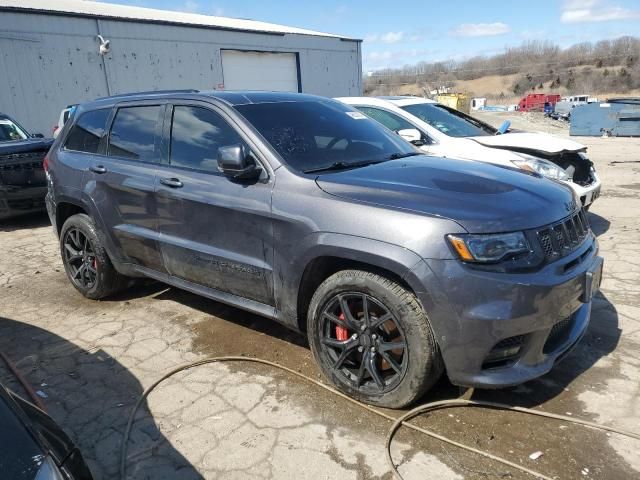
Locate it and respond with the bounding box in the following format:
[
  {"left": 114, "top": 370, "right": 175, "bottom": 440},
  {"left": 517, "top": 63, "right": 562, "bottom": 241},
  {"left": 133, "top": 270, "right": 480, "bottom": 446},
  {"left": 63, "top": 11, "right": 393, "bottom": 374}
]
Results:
[{"left": 0, "top": 0, "right": 362, "bottom": 135}]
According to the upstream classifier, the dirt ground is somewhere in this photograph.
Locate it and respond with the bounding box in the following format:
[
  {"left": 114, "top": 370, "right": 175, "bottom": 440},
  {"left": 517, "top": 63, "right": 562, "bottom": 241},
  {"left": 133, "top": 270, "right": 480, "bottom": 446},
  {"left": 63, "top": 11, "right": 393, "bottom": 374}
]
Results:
[{"left": 1, "top": 113, "right": 639, "bottom": 479}]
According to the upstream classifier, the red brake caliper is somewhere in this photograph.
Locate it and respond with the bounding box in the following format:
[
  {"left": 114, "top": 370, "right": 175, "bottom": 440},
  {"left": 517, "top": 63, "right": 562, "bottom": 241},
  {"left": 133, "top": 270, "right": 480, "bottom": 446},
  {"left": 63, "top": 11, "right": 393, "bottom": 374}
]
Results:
[{"left": 335, "top": 312, "right": 349, "bottom": 341}]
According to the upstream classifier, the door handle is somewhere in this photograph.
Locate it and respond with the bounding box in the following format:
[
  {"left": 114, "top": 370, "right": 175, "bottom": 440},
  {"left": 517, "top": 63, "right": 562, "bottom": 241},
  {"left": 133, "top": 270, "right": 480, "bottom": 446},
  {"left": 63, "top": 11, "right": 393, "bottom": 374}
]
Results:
[
  {"left": 89, "top": 165, "right": 107, "bottom": 174},
  {"left": 160, "top": 177, "right": 183, "bottom": 188}
]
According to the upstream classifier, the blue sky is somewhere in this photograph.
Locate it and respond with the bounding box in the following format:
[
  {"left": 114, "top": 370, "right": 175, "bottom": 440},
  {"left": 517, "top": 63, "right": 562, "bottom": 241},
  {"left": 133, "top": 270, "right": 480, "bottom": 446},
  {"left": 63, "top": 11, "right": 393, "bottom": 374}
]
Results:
[{"left": 106, "top": 0, "right": 640, "bottom": 71}]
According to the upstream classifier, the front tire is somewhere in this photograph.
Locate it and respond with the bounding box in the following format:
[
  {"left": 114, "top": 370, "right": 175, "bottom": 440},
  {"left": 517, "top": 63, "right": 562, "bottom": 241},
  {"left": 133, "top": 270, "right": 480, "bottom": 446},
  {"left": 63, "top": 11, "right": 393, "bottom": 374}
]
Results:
[
  {"left": 307, "top": 270, "right": 442, "bottom": 408},
  {"left": 60, "top": 213, "right": 125, "bottom": 299}
]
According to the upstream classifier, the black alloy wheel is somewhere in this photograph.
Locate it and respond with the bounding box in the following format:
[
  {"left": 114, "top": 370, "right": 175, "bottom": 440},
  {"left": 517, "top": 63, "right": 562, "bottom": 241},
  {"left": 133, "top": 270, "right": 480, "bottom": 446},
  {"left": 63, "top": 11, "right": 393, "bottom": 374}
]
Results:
[
  {"left": 63, "top": 227, "right": 98, "bottom": 290},
  {"left": 319, "top": 292, "right": 408, "bottom": 394},
  {"left": 59, "top": 213, "right": 126, "bottom": 299},
  {"left": 308, "top": 270, "right": 443, "bottom": 408}
]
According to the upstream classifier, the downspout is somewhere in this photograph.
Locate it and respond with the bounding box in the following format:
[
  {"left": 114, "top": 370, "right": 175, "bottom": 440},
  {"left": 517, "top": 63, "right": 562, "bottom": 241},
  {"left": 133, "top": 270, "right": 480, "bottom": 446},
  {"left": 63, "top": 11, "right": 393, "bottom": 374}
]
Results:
[{"left": 96, "top": 19, "right": 111, "bottom": 96}]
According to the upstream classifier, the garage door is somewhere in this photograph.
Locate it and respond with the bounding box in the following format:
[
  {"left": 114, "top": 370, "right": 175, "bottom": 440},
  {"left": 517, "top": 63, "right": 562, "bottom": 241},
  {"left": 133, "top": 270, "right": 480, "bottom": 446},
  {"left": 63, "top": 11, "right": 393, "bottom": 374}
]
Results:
[{"left": 221, "top": 50, "right": 300, "bottom": 92}]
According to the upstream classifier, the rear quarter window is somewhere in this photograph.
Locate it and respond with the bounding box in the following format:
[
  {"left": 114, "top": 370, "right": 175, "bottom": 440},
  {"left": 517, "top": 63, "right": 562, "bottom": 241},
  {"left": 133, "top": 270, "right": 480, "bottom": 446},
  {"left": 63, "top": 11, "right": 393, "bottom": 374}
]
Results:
[{"left": 64, "top": 109, "right": 111, "bottom": 154}]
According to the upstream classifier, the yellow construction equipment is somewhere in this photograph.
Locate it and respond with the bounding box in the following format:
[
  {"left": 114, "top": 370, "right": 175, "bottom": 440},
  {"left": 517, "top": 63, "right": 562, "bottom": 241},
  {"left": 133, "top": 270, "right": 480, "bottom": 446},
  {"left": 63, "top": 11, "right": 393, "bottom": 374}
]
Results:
[{"left": 436, "top": 93, "right": 470, "bottom": 114}]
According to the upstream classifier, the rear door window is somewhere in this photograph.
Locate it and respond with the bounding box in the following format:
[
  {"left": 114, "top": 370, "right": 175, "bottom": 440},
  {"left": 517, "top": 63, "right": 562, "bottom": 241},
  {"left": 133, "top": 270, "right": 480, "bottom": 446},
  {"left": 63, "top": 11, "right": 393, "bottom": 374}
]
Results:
[
  {"left": 108, "top": 106, "right": 162, "bottom": 162},
  {"left": 355, "top": 106, "right": 415, "bottom": 133},
  {"left": 64, "top": 109, "right": 110, "bottom": 154},
  {"left": 169, "top": 106, "right": 246, "bottom": 173}
]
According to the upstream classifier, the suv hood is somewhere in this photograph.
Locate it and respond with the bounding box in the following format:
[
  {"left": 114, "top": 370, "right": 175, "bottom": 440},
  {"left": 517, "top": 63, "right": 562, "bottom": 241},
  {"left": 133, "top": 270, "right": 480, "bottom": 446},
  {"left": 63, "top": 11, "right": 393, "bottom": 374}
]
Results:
[
  {"left": 0, "top": 138, "right": 53, "bottom": 157},
  {"left": 470, "top": 132, "right": 585, "bottom": 155},
  {"left": 316, "top": 156, "right": 577, "bottom": 233}
]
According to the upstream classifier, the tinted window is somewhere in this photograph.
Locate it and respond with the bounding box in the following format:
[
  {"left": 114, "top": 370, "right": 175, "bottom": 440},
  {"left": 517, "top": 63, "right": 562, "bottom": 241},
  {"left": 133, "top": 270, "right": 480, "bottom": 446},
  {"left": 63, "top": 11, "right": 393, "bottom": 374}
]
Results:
[
  {"left": 356, "top": 106, "right": 415, "bottom": 132},
  {"left": 235, "top": 100, "right": 415, "bottom": 173},
  {"left": 108, "top": 106, "right": 161, "bottom": 161},
  {"left": 402, "top": 103, "right": 496, "bottom": 137},
  {"left": 64, "top": 109, "right": 110, "bottom": 153},
  {"left": 170, "top": 106, "right": 244, "bottom": 172}
]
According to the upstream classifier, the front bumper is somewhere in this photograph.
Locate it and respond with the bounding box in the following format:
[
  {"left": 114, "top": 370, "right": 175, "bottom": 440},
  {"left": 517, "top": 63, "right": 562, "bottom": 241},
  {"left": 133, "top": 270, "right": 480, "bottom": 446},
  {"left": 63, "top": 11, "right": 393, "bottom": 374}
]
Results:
[
  {"left": 414, "top": 235, "right": 602, "bottom": 388},
  {"left": 0, "top": 185, "right": 47, "bottom": 220},
  {"left": 563, "top": 171, "right": 602, "bottom": 207}
]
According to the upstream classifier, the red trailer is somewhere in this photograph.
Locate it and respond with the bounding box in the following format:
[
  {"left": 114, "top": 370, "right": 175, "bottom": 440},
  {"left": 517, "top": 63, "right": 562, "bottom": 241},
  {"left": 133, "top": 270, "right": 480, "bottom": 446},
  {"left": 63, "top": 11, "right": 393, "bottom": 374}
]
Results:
[{"left": 518, "top": 93, "right": 561, "bottom": 112}]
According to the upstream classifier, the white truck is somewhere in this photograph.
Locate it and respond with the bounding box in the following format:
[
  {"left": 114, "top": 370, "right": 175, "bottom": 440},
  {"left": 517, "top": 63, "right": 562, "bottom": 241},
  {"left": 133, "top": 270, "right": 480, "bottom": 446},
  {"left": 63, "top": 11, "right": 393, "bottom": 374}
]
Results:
[{"left": 552, "top": 95, "right": 599, "bottom": 120}]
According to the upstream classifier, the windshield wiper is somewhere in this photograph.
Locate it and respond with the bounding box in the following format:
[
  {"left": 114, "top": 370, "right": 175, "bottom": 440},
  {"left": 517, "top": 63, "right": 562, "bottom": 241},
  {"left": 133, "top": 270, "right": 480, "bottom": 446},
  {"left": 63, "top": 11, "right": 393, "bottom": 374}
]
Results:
[
  {"left": 304, "top": 159, "right": 387, "bottom": 174},
  {"left": 387, "top": 151, "right": 423, "bottom": 160}
]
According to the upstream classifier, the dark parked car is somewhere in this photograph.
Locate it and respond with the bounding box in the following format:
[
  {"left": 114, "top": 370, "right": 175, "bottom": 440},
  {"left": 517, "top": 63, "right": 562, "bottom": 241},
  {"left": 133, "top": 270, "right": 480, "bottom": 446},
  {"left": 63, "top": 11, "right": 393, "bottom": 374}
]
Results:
[
  {"left": 45, "top": 91, "right": 603, "bottom": 408},
  {"left": 0, "top": 383, "right": 92, "bottom": 479},
  {"left": 0, "top": 113, "right": 53, "bottom": 220}
]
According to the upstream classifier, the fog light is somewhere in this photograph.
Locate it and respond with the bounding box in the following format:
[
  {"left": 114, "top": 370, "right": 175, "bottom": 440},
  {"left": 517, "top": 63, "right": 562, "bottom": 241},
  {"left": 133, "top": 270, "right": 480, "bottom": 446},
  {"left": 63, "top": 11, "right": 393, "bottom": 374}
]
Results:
[
  {"left": 483, "top": 335, "right": 525, "bottom": 368},
  {"left": 485, "top": 345, "right": 521, "bottom": 363}
]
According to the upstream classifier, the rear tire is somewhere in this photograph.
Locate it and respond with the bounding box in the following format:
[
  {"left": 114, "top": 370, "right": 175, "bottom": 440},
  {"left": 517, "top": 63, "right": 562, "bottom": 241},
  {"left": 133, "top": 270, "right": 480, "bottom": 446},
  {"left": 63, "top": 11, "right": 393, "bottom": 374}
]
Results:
[
  {"left": 308, "top": 269, "right": 443, "bottom": 408},
  {"left": 60, "top": 213, "right": 126, "bottom": 299}
]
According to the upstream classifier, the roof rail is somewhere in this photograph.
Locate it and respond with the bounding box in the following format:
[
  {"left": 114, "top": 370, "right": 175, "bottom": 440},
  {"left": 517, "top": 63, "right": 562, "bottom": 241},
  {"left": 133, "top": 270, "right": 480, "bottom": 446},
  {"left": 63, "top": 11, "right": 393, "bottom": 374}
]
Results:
[{"left": 95, "top": 89, "right": 199, "bottom": 101}]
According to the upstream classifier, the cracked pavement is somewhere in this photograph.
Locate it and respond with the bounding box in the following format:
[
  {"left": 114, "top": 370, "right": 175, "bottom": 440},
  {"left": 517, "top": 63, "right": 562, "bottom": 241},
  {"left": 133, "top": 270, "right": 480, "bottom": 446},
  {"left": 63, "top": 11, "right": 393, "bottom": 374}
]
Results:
[{"left": 1, "top": 113, "right": 639, "bottom": 479}]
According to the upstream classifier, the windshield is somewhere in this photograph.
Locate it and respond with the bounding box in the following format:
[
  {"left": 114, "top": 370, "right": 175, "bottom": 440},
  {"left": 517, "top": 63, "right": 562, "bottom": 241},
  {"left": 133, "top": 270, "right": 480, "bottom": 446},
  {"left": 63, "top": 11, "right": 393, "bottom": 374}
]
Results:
[
  {"left": 234, "top": 100, "right": 417, "bottom": 173},
  {"left": 0, "top": 118, "right": 29, "bottom": 142},
  {"left": 401, "top": 103, "right": 497, "bottom": 138}
]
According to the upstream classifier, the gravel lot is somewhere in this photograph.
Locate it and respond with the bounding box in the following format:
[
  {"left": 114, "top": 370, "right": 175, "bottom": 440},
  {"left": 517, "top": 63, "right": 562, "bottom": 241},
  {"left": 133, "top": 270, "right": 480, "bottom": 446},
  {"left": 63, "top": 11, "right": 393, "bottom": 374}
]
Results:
[{"left": 1, "top": 113, "right": 639, "bottom": 479}]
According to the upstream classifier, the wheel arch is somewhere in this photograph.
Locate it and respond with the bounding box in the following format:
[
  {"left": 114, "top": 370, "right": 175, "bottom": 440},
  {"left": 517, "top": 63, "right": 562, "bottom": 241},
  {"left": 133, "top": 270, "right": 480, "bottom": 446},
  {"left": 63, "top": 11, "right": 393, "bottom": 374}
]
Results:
[
  {"left": 287, "top": 234, "right": 425, "bottom": 333},
  {"left": 55, "top": 200, "right": 88, "bottom": 235}
]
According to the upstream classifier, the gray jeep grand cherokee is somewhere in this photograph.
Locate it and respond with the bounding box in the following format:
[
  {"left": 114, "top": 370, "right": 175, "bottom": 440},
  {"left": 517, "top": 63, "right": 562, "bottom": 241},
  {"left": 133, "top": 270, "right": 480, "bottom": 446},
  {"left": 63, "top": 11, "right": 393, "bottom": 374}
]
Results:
[{"left": 45, "top": 91, "right": 603, "bottom": 408}]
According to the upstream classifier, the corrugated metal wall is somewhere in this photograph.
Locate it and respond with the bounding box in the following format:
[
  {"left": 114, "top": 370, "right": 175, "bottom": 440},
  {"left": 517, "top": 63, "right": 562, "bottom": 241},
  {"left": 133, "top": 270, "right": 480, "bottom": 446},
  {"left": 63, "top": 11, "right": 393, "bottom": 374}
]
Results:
[{"left": 0, "top": 11, "right": 362, "bottom": 134}]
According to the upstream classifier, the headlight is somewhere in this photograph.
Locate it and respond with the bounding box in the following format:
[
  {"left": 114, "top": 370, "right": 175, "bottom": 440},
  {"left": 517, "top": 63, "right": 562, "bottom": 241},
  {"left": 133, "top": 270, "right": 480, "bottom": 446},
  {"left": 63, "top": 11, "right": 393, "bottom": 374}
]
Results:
[
  {"left": 511, "top": 154, "right": 570, "bottom": 181},
  {"left": 34, "top": 456, "right": 64, "bottom": 480},
  {"left": 447, "top": 232, "right": 530, "bottom": 263}
]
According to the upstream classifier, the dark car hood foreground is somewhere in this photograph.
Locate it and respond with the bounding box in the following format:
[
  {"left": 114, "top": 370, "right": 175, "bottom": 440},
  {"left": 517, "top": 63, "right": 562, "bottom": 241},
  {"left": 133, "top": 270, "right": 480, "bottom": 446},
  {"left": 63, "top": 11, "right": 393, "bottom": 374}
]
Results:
[
  {"left": 0, "top": 387, "right": 44, "bottom": 479},
  {"left": 0, "top": 384, "right": 92, "bottom": 479},
  {"left": 316, "top": 156, "right": 577, "bottom": 233}
]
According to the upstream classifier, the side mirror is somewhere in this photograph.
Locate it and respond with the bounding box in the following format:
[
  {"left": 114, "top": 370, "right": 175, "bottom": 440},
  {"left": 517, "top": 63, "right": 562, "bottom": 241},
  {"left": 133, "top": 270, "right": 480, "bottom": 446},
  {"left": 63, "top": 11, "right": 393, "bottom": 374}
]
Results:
[
  {"left": 397, "top": 128, "right": 424, "bottom": 146},
  {"left": 497, "top": 120, "right": 511, "bottom": 135},
  {"left": 31, "top": 133, "right": 45, "bottom": 138},
  {"left": 217, "top": 144, "right": 261, "bottom": 179}
]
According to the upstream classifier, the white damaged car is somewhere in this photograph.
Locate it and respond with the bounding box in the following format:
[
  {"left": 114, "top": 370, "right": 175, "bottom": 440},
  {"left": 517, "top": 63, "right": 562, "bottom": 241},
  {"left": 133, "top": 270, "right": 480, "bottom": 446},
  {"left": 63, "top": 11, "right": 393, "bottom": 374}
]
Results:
[{"left": 337, "top": 96, "right": 601, "bottom": 208}]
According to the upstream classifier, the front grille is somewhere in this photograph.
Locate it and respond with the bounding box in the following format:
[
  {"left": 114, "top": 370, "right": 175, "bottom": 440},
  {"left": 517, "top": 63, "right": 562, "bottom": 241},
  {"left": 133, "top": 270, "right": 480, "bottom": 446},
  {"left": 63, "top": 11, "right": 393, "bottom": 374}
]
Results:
[
  {"left": 7, "top": 197, "right": 45, "bottom": 211},
  {"left": 543, "top": 316, "right": 574, "bottom": 354},
  {"left": 0, "top": 148, "right": 46, "bottom": 173},
  {"left": 536, "top": 210, "right": 590, "bottom": 261},
  {"left": 0, "top": 160, "right": 44, "bottom": 172}
]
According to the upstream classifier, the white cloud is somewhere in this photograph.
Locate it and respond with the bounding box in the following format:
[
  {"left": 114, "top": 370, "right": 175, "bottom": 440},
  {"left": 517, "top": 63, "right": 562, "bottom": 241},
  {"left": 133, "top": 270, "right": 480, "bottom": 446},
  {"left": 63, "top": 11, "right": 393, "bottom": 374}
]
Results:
[
  {"left": 365, "top": 31, "right": 405, "bottom": 44},
  {"left": 519, "top": 29, "right": 547, "bottom": 39},
  {"left": 363, "top": 48, "right": 442, "bottom": 70},
  {"left": 561, "top": 0, "right": 640, "bottom": 23},
  {"left": 450, "top": 22, "right": 511, "bottom": 37},
  {"left": 364, "top": 51, "right": 394, "bottom": 61},
  {"left": 181, "top": 0, "right": 200, "bottom": 13},
  {"left": 380, "top": 31, "right": 404, "bottom": 44}
]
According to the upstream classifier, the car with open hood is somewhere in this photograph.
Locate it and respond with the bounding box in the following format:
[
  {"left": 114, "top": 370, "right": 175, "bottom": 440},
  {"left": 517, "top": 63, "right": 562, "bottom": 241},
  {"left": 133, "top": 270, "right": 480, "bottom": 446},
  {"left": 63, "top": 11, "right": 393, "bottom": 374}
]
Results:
[
  {"left": 337, "top": 96, "right": 601, "bottom": 208},
  {"left": 45, "top": 91, "right": 602, "bottom": 408}
]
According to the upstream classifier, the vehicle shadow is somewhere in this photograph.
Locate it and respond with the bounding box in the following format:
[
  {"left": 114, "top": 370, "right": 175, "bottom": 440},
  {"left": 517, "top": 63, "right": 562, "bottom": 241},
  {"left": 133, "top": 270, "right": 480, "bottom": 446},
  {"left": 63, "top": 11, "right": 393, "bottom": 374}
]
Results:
[
  {"left": 471, "top": 290, "right": 620, "bottom": 408},
  {"left": 152, "top": 286, "right": 463, "bottom": 403},
  {"left": 152, "top": 287, "right": 309, "bottom": 349},
  {"left": 587, "top": 211, "right": 610, "bottom": 237},
  {"left": 0, "top": 316, "right": 203, "bottom": 480},
  {"left": 0, "top": 211, "right": 50, "bottom": 232}
]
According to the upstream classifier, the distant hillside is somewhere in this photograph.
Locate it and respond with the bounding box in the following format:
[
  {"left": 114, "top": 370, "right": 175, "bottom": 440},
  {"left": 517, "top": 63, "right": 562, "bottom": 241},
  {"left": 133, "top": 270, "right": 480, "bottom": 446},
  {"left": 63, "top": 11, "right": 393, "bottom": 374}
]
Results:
[{"left": 365, "top": 36, "right": 640, "bottom": 102}]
